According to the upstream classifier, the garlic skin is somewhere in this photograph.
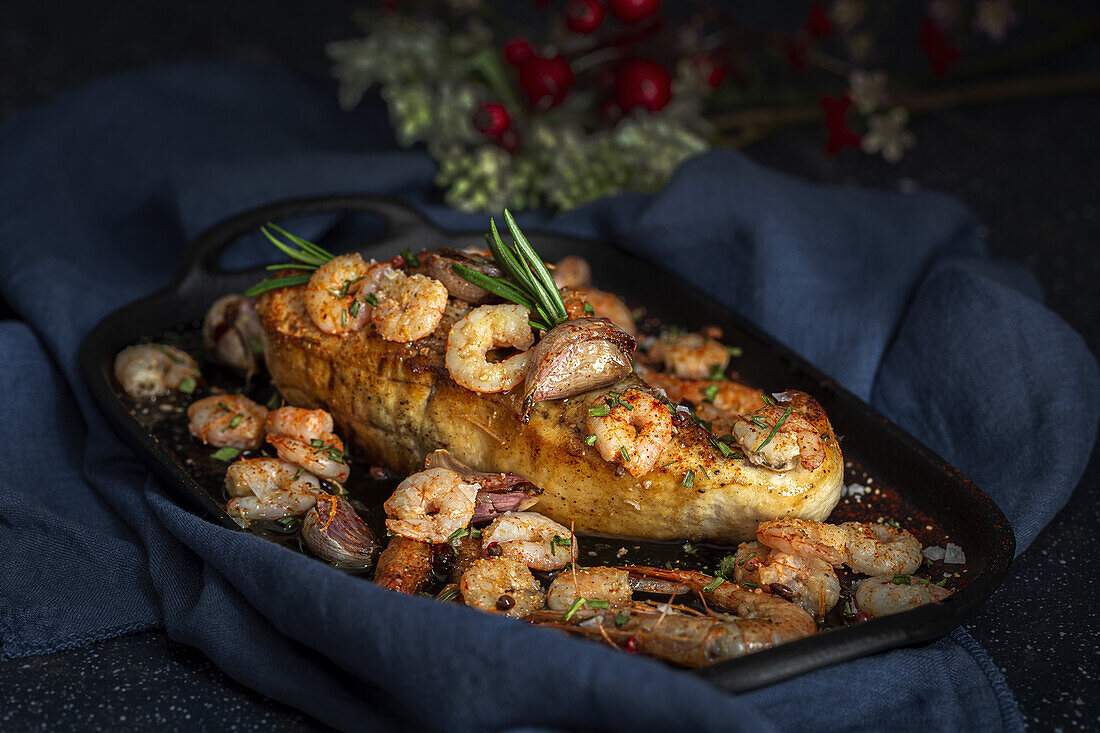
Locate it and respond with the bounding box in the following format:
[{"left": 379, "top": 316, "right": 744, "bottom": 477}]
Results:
[
  {"left": 202, "top": 294, "right": 265, "bottom": 373},
  {"left": 424, "top": 249, "right": 504, "bottom": 304},
  {"left": 522, "top": 317, "right": 636, "bottom": 418},
  {"left": 301, "top": 494, "right": 380, "bottom": 570}
]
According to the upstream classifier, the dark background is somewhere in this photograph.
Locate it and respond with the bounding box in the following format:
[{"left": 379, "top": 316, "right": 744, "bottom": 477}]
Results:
[{"left": 1, "top": 2, "right": 1096, "bottom": 730}]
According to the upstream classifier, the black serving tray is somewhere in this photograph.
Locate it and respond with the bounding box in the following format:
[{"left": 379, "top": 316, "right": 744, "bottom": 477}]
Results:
[{"left": 80, "top": 195, "right": 1015, "bottom": 692}]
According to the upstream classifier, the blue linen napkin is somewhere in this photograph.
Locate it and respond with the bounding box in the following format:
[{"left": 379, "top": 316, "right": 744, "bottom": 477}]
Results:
[{"left": 1, "top": 62, "right": 1096, "bottom": 732}]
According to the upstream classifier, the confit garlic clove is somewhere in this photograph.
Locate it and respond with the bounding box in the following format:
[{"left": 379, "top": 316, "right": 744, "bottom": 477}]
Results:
[
  {"left": 301, "top": 494, "right": 381, "bottom": 570},
  {"left": 522, "top": 317, "right": 636, "bottom": 420}
]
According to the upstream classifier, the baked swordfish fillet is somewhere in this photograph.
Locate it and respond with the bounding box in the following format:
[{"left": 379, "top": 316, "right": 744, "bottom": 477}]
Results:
[{"left": 253, "top": 242, "right": 843, "bottom": 544}]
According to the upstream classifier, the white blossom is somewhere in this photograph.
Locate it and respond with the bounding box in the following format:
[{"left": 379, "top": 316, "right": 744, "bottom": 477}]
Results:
[
  {"left": 847, "top": 69, "right": 887, "bottom": 114},
  {"left": 861, "top": 107, "right": 916, "bottom": 163},
  {"left": 973, "top": 0, "right": 1019, "bottom": 42}
]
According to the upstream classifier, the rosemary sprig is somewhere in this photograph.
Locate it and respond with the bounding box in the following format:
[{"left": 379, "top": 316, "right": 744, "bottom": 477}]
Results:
[
  {"left": 244, "top": 223, "right": 337, "bottom": 298},
  {"left": 754, "top": 405, "right": 793, "bottom": 454},
  {"left": 453, "top": 210, "right": 569, "bottom": 331}
]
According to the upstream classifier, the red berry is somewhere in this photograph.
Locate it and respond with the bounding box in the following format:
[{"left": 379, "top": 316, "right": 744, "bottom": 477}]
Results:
[
  {"left": 473, "top": 102, "right": 512, "bottom": 137},
  {"left": 693, "top": 54, "right": 727, "bottom": 89},
  {"left": 615, "top": 58, "right": 672, "bottom": 113},
  {"left": 566, "top": 0, "right": 606, "bottom": 34},
  {"left": 504, "top": 37, "right": 534, "bottom": 67},
  {"left": 805, "top": 2, "right": 834, "bottom": 37},
  {"left": 519, "top": 55, "right": 575, "bottom": 108},
  {"left": 624, "top": 636, "right": 639, "bottom": 652},
  {"left": 608, "top": 0, "right": 660, "bottom": 24},
  {"left": 855, "top": 611, "right": 871, "bottom": 623}
]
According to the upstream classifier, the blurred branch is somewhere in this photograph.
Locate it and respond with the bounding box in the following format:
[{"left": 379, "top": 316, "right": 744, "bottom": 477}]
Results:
[{"left": 711, "top": 70, "right": 1100, "bottom": 146}]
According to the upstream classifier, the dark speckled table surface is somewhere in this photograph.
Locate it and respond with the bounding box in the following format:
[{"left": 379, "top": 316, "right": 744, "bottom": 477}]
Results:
[{"left": 1, "top": 2, "right": 1097, "bottom": 731}]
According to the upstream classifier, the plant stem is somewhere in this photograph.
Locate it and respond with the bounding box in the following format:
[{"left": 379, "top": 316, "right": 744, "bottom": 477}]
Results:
[{"left": 710, "top": 70, "right": 1100, "bottom": 145}]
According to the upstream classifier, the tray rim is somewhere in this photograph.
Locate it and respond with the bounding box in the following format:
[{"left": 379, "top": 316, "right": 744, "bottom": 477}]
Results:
[{"left": 79, "top": 193, "right": 1016, "bottom": 692}]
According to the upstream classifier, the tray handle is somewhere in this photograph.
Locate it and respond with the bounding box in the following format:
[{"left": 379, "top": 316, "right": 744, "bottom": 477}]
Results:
[{"left": 172, "top": 196, "right": 436, "bottom": 298}]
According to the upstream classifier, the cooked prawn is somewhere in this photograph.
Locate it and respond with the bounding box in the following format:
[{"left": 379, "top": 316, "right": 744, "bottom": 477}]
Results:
[
  {"left": 113, "top": 344, "right": 200, "bottom": 400},
  {"left": 187, "top": 394, "right": 268, "bottom": 450},
  {"left": 303, "top": 254, "right": 385, "bottom": 335},
  {"left": 547, "top": 567, "right": 632, "bottom": 611},
  {"left": 636, "top": 366, "right": 763, "bottom": 435},
  {"left": 224, "top": 457, "right": 321, "bottom": 527},
  {"left": 445, "top": 304, "right": 534, "bottom": 393},
  {"left": 551, "top": 255, "right": 591, "bottom": 289},
  {"left": 265, "top": 406, "right": 350, "bottom": 482},
  {"left": 855, "top": 574, "right": 952, "bottom": 618},
  {"left": 647, "top": 333, "right": 730, "bottom": 379},
  {"left": 371, "top": 271, "right": 448, "bottom": 342},
  {"left": 374, "top": 536, "right": 434, "bottom": 594},
  {"left": 732, "top": 541, "right": 840, "bottom": 617},
  {"left": 480, "top": 511, "right": 577, "bottom": 571},
  {"left": 562, "top": 287, "right": 636, "bottom": 336},
  {"left": 382, "top": 468, "right": 480, "bottom": 543},
  {"left": 732, "top": 402, "right": 825, "bottom": 471},
  {"left": 460, "top": 557, "right": 546, "bottom": 617},
  {"left": 757, "top": 518, "right": 923, "bottom": 576},
  {"left": 586, "top": 389, "right": 673, "bottom": 478}
]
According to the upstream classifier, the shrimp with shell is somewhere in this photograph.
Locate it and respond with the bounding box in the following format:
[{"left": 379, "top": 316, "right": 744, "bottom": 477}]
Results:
[
  {"left": 383, "top": 467, "right": 480, "bottom": 544},
  {"left": 647, "top": 332, "right": 730, "bottom": 380},
  {"left": 586, "top": 389, "right": 673, "bottom": 478},
  {"left": 265, "top": 406, "right": 350, "bottom": 483},
  {"left": 114, "top": 343, "right": 200, "bottom": 400},
  {"left": 480, "top": 511, "right": 577, "bottom": 572},
  {"left": 562, "top": 286, "right": 637, "bottom": 336},
  {"left": 732, "top": 397, "right": 826, "bottom": 472},
  {"left": 445, "top": 304, "right": 534, "bottom": 394},
  {"left": 224, "top": 457, "right": 322, "bottom": 527},
  {"left": 460, "top": 557, "right": 546, "bottom": 617},
  {"left": 732, "top": 541, "right": 840, "bottom": 617},
  {"left": 187, "top": 394, "right": 267, "bottom": 451},
  {"left": 855, "top": 574, "right": 952, "bottom": 618},
  {"left": 757, "top": 517, "right": 923, "bottom": 576}
]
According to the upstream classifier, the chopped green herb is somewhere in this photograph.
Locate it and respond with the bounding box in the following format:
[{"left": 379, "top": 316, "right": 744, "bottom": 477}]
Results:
[
  {"left": 470, "top": 527, "right": 482, "bottom": 539},
  {"left": 582, "top": 301, "right": 594, "bottom": 315},
  {"left": 249, "top": 337, "right": 264, "bottom": 355},
  {"left": 741, "top": 581, "right": 758, "bottom": 589},
  {"left": 310, "top": 439, "right": 324, "bottom": 448},
  {"left": 703, "top": 577, "right": 724, "bottom": 592},
  {"left": 401, "top": 248, "right": 420, "bottom": 267},
  {"left": 549, "top": 535, "right": 572, "bottom": 555},
  {"left": 276, "top": 516, "right": 297, "bottom": 529},
  {"left": 212, "top": 447, "right": 241, "bottom": 462},
  {"left": 178, "top": 377, "right": 196, "bottom": 394},
  {"left": 585, "top": 434, "right": 597, "bottom": 446},
  {"left": 447, "top": 527, "right": 470, "bottom": 544},
  {"left": 892, "top": 574, "right": 912, "bottom": 585},
  {"left": 753, "top": 406, "right": 792, "bottom": 454},
  {"left": 759, "top": 394, "right": 775, "bottom": 406},
  {"left": 703, "top": 384, "right": 719, "bottom": 403},
  {"left": 151, "top": 344, "right": 184, "bottom": 364},
  {"left": 717, "top": 555, "right": 738, "bottom": 579},
  {"left": 620, "top": 446, "right": 631, "bottom": 463},
  {"left": 681, "top": 541, "right": 697, "bottom": 555},
  {"left": 228, "top": 413, "right": 243, "bottom": 429},
  {"left": 563, "top": 597, "right": 586, "bottom": 621},
  {"left": 613, "top": 611, "right": 629, "bottom": 628},
  {"left": 340, "top": 310, "right": 347, "bottom": 328},
  {"left": 736, "top": 553, "right": 757, "bottom": 567},
  {"left": 338, "top": 275, "right": 364, "bottom": 297},
  {"left": 293, "top": 468, "right": 302, "bottom": 481},
  {"left": 681, "top": 469, "right": 695, "bottom": 489},
  {"left": 708, "top": 364, "right": 725, "bottom": 380},
  {"left": 587, "top": 599, "right": 610, "bottom": 610},
  {"left": 588, "top": 404, "right": 610, "bottom": 417},
  {"left": 348, "top": 299, "right": 360, "bottom": 318},
  {"left": 363, "top": 292, "right": 379, "bottom": 306},
  {"left": 436, "top": 586, "right": 459, "bottom": 602},
  {"left": 715, "top": 440, "right": 734, "bottom": 458},
  {"left": 884, "top": 517, "right": 900, "bottom": 528},
  {"left": 664, "top": 561, "right": 674, "bottom": 569},
  {"left": 266, "top": 393, "right": 282, "bottom": 410},
  {"left": 933, "top": 579, "right": 947, "bottom": 587},
  {"left": 726, "top": 346, "right": 743, "bottom": 357}
]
